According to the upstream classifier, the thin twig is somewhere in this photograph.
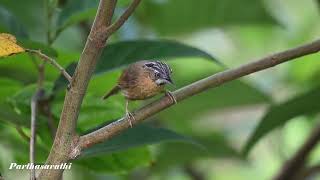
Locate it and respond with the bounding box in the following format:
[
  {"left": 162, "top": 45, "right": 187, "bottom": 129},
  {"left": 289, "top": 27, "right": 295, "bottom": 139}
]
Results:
[
  {"left": 273, "top": 122, "right": 320, "bottom": 180},
  {"left": 30, "top": 63, "right": 46, "bottom": 180},
  {"left": 104, "top": 0, "right": 141, "bottom": 37},
  {"left": 77, "top": 39, "right": 320, "bottom": 153},
  {"left": 26, "top": 49, "right": 72, "bottom": 83},
  {"left": 30, "top": 91, "right": 37, "bottom": 180}
]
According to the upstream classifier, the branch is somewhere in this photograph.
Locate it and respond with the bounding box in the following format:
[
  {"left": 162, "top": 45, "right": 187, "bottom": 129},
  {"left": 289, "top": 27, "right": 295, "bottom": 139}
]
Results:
[
  {"left": 37, "top": 0, "right": 131, "bottom": 179},
  {"left": 295, "top": 164, "right": 320, "bottom": 180},
  {"left": 273, "top": 122, "right": 320, "bottom": 180},
  {"left": 77, "top": 39, "right": 320, "bottom": 153},
  {"left": 104, "top": 0, "right": 141, "bottom": 37},
  {"left": 30, "top": 91, "right": 37, "bottom": 180},
  {"left": 26, "top": 49, "right": 72, "bottom": 83},
  {"left": 30, "top": 63, "right": 46, "bottom": 180}
]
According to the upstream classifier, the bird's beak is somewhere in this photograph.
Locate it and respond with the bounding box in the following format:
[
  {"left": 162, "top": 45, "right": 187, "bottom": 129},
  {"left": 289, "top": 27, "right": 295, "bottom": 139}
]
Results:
[{"left": 166, "top": 78, "right": 174, "bottom": 85}]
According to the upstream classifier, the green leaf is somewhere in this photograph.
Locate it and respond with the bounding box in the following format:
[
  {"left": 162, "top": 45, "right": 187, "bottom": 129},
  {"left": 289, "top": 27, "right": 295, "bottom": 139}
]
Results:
[
  {"left": 137, "top": 0, "right": 278, "bottom": 35},
  {"left": 0, "top": 123, "right": 49, "bottom": 164},
  {"left": 159, "top": 59, "right": 271, "bottom": 132},
  {"left": 0, "top": 5, "right": 28, "bottom": 37},
  {"left": 75, "top": 147, "right": 151, "bottom": 174},
  {"left": 81, "top": 124, "right": 200, "bottom": 157},
  {"left": 52, "top": 62, "right": 77, "bottom": 94},
  {"left": 57, "top": 0, "right": 98, "bottom": 31},
  {"left": 95, "top": 40, "right": 220, "bottom": 74},
  {"left": 0, "top": 103, "right": 28, "bottom": 126},
  {"left": 0, "top": 78, "right": 22, "bottom": 103},
  {"left": 152, "top": 133, "right": 240, "bottom": 171},
  {"left": 242, "top": 87, "right": 320, "bottom": 156}
]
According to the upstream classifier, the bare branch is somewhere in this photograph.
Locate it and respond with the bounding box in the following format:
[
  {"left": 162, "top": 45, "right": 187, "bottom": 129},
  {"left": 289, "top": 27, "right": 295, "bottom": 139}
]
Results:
[
  {"left": 37, "top": 0, "right": 128, "bottom": 179},
  {"left": 26, "top": 49, "right": 72, "bottom": 83},
  {"left": 30, "top": 91, "right": 37, "bottom": 180},
  {"left": 295, "top": 164, "right": 320, "bottom": 180},
  {"left": 105, "top": 0, "right": 117, "bottom": 27},
  {"left": 77, "top": 39, "right": 320, "bottom": 152},
  {"left": 30, "top": 63, "right": 46, "bottom": 180},
  {"left": 273, "top": 122, "right": 320, "bottom": 180},
  {"left": 105, "top": 0, "right": 141, "bottom": 37}
]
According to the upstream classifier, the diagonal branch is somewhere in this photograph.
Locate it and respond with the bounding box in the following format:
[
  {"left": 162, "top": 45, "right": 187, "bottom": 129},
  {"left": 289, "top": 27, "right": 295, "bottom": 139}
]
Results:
[
  {"left": 273, "top": 122, "right": 320, "bottom": 180},
  {"left": 26, "top": 49, "right": 72, "bottom": 83},
  {"left": 104, "top": 0, "right": 141, "bottom": 37},
  {"left": 76, "top": 39, "right": 320, "bottom": 153}
]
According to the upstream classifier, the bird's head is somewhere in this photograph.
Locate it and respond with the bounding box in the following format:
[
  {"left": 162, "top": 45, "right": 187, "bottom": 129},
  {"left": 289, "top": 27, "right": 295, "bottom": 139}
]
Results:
[{"left": 144, "top": 61, "right": 173, "bottom": 86}]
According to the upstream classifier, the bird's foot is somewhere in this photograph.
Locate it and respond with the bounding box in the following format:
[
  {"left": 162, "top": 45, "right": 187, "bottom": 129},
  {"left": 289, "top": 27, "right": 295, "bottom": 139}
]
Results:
[
  {"left": 165, "top": 91, "right": 177, "bottom": 104},
  {"left": 125, "top": 111, "right": 135, "bottom": 128}
]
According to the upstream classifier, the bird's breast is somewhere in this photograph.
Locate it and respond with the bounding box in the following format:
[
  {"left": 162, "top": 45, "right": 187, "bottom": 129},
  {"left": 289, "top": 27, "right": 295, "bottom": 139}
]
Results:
[{"left": 122, "top": 76, "right": 164, "bottom": 100}]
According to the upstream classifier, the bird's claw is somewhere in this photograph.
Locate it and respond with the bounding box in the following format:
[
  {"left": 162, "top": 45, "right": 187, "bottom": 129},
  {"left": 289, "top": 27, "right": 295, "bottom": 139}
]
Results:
[
  {"left": 166, "top": 91, "right": 177, "bottom": 104},
  {"left": 125, "top": 111, "right": 135, "bottom": 128}
]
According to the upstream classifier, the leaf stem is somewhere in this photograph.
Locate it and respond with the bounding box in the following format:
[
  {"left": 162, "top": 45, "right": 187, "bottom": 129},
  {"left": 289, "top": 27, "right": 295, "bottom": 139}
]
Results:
[{"left": 26, "top": 49, "right": 72, "bottom": 83}]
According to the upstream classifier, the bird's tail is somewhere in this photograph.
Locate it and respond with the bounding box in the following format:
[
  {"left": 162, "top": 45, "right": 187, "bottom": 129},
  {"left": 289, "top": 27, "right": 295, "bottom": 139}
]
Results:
[{"left": 102, "top": 85, "right": 120, "bottom": 100}]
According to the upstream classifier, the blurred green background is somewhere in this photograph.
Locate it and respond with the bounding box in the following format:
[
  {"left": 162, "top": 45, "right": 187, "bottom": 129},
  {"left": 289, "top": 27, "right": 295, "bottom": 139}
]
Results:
[{"left": 0, "top": 0, "right": 320, "bottom": 179}]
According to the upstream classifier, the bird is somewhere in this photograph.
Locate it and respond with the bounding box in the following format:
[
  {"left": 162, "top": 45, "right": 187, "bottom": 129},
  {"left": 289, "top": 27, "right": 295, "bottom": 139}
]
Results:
[{"left": 102, "top": 60, "right": 177, "bottom": 127}]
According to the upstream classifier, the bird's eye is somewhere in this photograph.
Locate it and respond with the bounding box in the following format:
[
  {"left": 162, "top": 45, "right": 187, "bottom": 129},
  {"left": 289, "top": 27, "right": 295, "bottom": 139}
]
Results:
[{"left": 155, "top": 72, "right": 160, "bottom": 78}]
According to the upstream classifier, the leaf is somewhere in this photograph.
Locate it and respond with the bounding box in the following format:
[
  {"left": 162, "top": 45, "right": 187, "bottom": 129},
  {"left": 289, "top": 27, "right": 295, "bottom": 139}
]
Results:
[
  {"left": 52, "top": 62, "right": 77, "bottom": 94},
  {"left": 137, "top": 0, "right": 278, "bottom": 35},
  {"left": 95, "top": 40, "right": 220, "bottom": 74},
  {"left": 152, "top": 133, "right": 240, "bottom": 171},
  {"left": 0, "top": 78, "right": 22, "bottom": 103},
  {"left": 242, "top": 87, "right": 320, "bottom": 156},
  {"left": 0, "top": 122, "right": 49, "bottom": 164},
  {"left": 75, "top": 147, "right": 151, "bottom": 174},
  {"left": 0, "top": 103, "right": 28, "bottom": 126},
  {"left": 57, "top": 0, "right": 98, "bottom": 31},
  {"left": 0, "top": 5, "right": 28, "bottom": 37},
  {"left": 0, "top": 33, "right": 25, "bottom": 57},
  {"left": 80, "top": 124, "right": 200, "bottom": 157}
]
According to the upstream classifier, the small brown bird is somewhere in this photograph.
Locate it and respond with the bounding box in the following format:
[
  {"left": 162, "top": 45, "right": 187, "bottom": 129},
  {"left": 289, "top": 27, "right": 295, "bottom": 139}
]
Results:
[{"left": 102, "top": 60, "right": 176, "bottom": 127}]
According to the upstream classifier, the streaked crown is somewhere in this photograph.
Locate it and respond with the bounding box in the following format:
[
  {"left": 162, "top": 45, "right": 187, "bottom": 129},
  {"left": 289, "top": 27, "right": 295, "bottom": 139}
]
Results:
[{"left": 143, "top": 61, "right": 173, "bottom": 85}]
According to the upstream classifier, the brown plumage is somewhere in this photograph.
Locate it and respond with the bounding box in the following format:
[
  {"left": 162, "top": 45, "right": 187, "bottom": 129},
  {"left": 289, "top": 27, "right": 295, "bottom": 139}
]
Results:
[{"left": 102, "top": 60, "right": 176, "bottom": 127}]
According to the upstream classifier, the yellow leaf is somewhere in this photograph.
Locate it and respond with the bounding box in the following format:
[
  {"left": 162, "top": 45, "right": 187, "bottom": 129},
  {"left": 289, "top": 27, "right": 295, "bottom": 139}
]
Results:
[{"left": 0, "top": 33, "right": 25, "bottom": 57}]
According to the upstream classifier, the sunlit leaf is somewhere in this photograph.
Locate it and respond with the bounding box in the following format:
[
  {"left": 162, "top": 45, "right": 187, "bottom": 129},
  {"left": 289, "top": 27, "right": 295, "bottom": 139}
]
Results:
[
  {"left": 0, "top": 33, "right": 25, "bottom": 57},
  {"left": 243, "top": 87, "right": 320, "bottom": 156}
]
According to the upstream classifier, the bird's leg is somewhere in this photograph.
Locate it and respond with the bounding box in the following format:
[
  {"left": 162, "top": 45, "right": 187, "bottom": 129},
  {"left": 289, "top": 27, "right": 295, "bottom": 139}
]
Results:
[
  {"left": 125, "top": 99, "right": 135, "bottom": 128},
  {"left": 165, "top": 90, "right": 177, "bottom": 104}
]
